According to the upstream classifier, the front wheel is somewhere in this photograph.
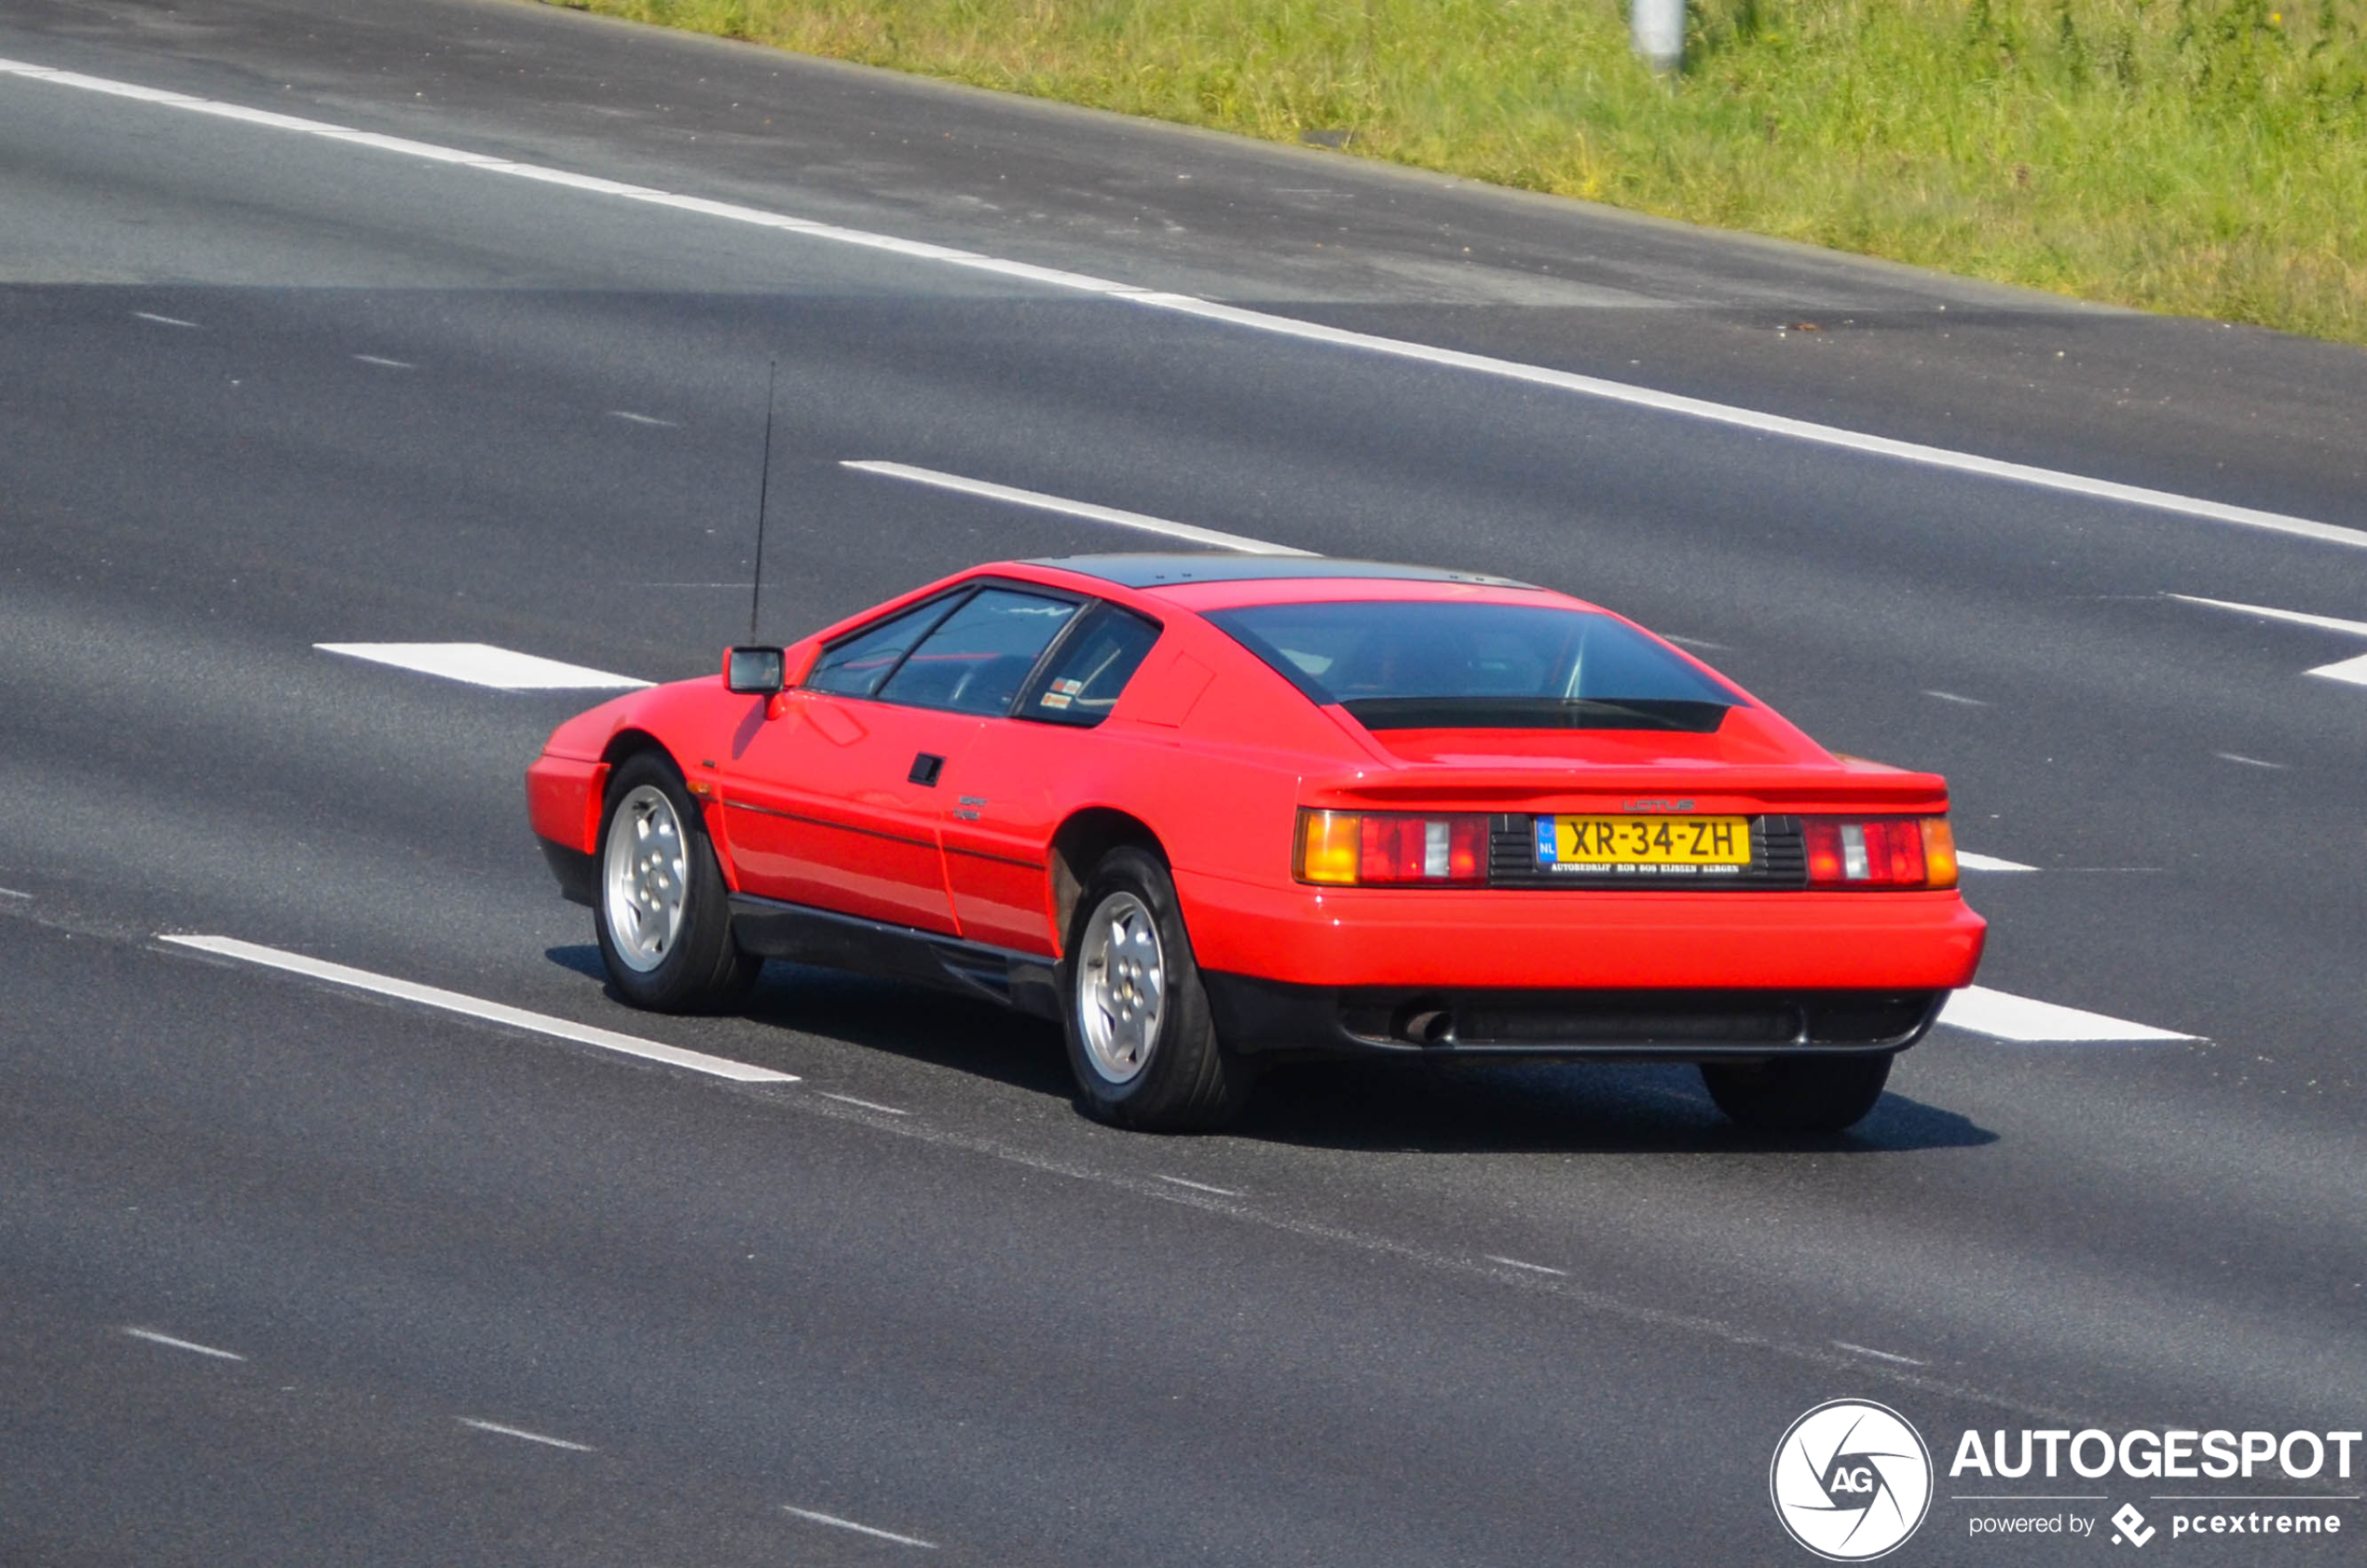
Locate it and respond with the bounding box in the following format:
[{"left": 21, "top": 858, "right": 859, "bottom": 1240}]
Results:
[
  {"left": 594, "top": 751, "right": 759, "bottom": 1013},
  {"left": 1061, "top": 847, "right": 1254, "bottom": 1131},
  {"left": 1700, "top": 1054, "right": 1892, "bottom": 1135}
]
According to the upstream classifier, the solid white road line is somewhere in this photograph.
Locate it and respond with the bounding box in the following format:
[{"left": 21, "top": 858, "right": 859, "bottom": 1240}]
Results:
[
  {"left": 1154, "top": 1174, "right": 1241, "bottom": 1197},
  {"left": 131, "top": 309, "right": 199, "bottom": 328},
  {"left": 816, "top": 1091, "right": 911, "bottom": 1115},
  {"left": 843, "top": 460, "right": 1309, "bottom": 556},
  {"left": 2169, "top": 593, "right": 2367, "bottom": 686},
  {"left": 122, "top": 1327, "right": 246, "bottom": 1361},
  {"left": 1938, "top": 985, "right": 2191, "bottom": 1043},
  {"left": 457, "top": 1417, "right": 595, "bottom": 1452},
  {"left": 1485, "top": 1255, "right": 1570, "bottom": 1277},
  {"left": 2169, "top": 593, "right": 2367, "bottom": 639},
  {"left": 782, "top": 1506, "right": 938, "bottom": 1548},
  {"left": 158, "top": 934, "right": 800, "bottom": 1084},
  {"left": 315, "top": 642, "right": 650, "bottom": 690},
  {"left": 1956, "top": 852, "right": 2038, "bottom": 873},
  {"left": 7, "top": 53, "right": 2359, "bottom": 554},
  {"left": 1833, "top": 1341, "right": 1928, "bottom": 1367},
  {"left": 353, "top": 353, "right": 415, "bottom": 369}
]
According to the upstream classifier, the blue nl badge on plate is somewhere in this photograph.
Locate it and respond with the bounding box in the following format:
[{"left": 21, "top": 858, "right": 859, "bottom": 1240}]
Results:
[{"left": 1533, "top": 816, "right": 1557, "bottom": 865}]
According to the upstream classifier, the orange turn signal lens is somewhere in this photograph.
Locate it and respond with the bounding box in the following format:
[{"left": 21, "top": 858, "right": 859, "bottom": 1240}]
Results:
[
  {"left": 1801, "top": 816, "right": 1959, "bottom": 889},
  {"left": 1921, "top": 816, "right": 1959, "bottom": 889},
  {"left": 1295, "top": 810, "right": 1361, "bottom": 885}
]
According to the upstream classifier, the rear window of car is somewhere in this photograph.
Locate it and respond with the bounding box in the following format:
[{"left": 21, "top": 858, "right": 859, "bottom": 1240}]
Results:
[{"left": 1204, "top": 600, "right": 1742, "bottom": 731}]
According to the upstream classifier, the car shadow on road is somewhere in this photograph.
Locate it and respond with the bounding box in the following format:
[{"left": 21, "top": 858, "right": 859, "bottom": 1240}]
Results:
[
  {"left": 547, "top": 947, "right": 1993, "bottom": 1154},
  {"left": 737, "top": 961, "right": 1082, "bottom": 1098},
  {"left": 1234, "top": 1057, "right": 1997, "bottom": 1155}
]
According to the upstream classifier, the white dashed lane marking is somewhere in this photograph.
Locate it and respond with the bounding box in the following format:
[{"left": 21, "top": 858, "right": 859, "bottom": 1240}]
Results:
[
  {"left": 1485, "top": 1255, "right": 1570, "bottom": 1277},
  {"left": 608, "top": 410, "right": 679, "bottom": 428},
  {"left": 1922, "top": 689, "right": 1988, "bottom": 706},
  {"left": 315, "top": 642, "right": 650, "bottom": 690},
  {"left": 158, "top": 935, "right": 800, "bottom": 1084},
  {"left": 817, "top": 1092, "right": 911, "bottom": 1116},
  {"left": 122, "top": 1327, "right": 246, "bottom": 1360},
  {"left": 1939, "top": 985, "right": 2191, "bottom": 1043},
  {"left": 844, "top": 460, "right": 1309, "bottom": 556},
  {"left": 2170, "top": 593, "right": 2367, "bottom": 687},
  {"left": 131, "top": 309, "right": 199, "bottom": 328},
  {"left": 782, "top": 1506, "right": 938, "bottom": 1549},
  {"left": 1956, "top": 852, "right": 2037, "bottom": 873},
  {"left": 353, "top": 353, "right": 415, "bottom": 369},
  {"left": 2215, "top": 752, "right": 2288, "bottom": 770},
  {"left": 458, "top": 1417, "right": 595, "bottom": 1452},
  {"left": 1154, "top": 1175, "right": 1241, "bottom": 1197},
  {"left": 1834, "top": 1341, "right": 1927, "bottom": 1367}
]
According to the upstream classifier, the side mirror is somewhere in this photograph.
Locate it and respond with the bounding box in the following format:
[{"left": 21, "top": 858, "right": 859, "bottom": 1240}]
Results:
[{"left": 724, "top": 646, "right": 787, "bottom": 695}]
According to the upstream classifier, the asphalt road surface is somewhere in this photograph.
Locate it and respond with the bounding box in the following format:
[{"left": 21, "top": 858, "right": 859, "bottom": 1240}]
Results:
[{"left": 3, "top": 2, "right": 2362, "bottom": 1562}]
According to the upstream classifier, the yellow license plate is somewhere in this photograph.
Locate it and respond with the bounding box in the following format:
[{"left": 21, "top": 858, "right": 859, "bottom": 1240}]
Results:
[{"left": 1544, "top": 815, "right": 1751, "bottom": 867}]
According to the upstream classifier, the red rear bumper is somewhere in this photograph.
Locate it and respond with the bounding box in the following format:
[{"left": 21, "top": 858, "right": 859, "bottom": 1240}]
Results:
[{"left": 1174, "top": 871, "right": 1984, "bottom": 991}]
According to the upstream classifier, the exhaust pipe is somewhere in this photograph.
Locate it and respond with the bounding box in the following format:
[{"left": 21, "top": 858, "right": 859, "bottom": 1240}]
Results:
[{"left": 1393, "top": 1002, "right": 1456, "bottom": 1046}]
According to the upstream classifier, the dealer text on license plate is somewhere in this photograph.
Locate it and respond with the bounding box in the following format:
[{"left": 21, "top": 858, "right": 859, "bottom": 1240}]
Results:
[{"left": 1537, "top": 815, "right": 1751, "bottom": 877}]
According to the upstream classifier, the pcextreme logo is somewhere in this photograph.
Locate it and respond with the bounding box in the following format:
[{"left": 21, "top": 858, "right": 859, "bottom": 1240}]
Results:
[{"left": 1772, "top": 1399, "right": 1936, "bottom": 1561}]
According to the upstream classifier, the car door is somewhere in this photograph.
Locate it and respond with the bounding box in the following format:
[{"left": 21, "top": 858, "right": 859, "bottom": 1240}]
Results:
[
  {"left": 940, "top": 603, "right": 1166, "bottom": 955},
  {"left": 720, "top": 584, "right": 1084, "bottom": 936}
]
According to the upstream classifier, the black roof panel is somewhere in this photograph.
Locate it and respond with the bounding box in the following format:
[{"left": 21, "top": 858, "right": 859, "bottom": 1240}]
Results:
[{"left": 1029, "top": 553, "right": 1539, "bottom": 590}]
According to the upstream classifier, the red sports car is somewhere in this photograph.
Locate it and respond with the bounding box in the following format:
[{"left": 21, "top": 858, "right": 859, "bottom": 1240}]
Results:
[{"left": 527, "top": 556, "right": 1984, "bottom": 1133}]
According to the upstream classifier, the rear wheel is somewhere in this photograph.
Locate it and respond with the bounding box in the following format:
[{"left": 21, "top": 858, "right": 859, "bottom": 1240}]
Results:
[
  {"left": 1061, "top": 847, "right": 1254, "bottom": 1131},
  {"left": 595, "top": 751, "right": 759, "bottom": 1013},
  {"left": 1700, "top": 1054, "right": 1892, "bottom": 1134}
]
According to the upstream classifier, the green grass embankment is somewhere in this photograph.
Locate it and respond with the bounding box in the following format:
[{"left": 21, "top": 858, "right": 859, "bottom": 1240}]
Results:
[{"left": 551, "top": 0, "right": 2367, "bottom": 346}]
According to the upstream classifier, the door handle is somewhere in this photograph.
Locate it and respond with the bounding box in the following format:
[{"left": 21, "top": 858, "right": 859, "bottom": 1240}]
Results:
[{"left": 908, "top": 753, "right": 945, "bottom": 786}]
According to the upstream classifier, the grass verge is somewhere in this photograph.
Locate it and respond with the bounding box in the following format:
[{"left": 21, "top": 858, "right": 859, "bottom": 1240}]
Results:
[{"left": 548, "top": 0, "right": 2367, "bottom": 346}]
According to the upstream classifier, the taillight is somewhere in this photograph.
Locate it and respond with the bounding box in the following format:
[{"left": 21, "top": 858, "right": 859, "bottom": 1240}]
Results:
[
  {"left": 1295, "top": 810, "right": 1488, "bottom": 886},
  {"left": 1802, "top": 817, "right": 1958, "bottom": 889}
]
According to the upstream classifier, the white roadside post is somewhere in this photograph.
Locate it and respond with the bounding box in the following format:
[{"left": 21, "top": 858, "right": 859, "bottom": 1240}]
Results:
[{"left": 1632, "top": 0, "right": 1685, "bottom": 73}]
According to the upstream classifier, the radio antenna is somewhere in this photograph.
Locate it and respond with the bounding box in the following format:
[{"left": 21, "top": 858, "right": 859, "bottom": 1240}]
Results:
[{"left": 747, "top": 354, "right": 778, "bottom": 644}]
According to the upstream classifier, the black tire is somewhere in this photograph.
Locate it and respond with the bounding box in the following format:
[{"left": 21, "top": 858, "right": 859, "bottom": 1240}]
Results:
[
  {"left": 1700, "top": 1053, "right": 1892, "bottom": 1135},
  {"left": 1060, "top": 846, "right": 1256, "bottom": 1131},
  {"left": 593, "top": 750, "right": 759, "bottom": 1014}
]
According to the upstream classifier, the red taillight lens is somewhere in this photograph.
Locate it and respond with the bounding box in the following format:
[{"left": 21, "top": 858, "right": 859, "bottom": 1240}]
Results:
[
  {"left": 1296, "top": 811, "right": 1487, "bottom": 885},
  {"left": 1802, "top": 817, "right": 1954, "bottom": 889}
]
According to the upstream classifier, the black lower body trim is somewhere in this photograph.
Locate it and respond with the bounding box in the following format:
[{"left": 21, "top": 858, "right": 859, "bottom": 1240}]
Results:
[
  {"left": 541, "top": 839, "right": 598, "bottom": 907},
  {"left": 725, "top": 893, "right": 1062, "bottom": 1021},
  {"left": 1202, "top": 975, "right": 1944, "bottom": 1061}
]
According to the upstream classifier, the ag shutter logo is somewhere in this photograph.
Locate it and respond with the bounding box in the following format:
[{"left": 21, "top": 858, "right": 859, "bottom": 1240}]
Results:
[{"left": 1772, "top": 1399, "right": 1935, "bottom": 1561}]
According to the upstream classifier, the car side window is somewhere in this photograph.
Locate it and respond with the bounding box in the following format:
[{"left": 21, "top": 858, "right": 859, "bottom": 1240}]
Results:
[
  {"left": 1019, "top": 605, "right": 1162, "bottom": 727},
  {"left": 804, "top": 596, "right": 963, "bottom": 699},
  {"left": 876, "top": 588, "right": 1079, "bottom": 716}
]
